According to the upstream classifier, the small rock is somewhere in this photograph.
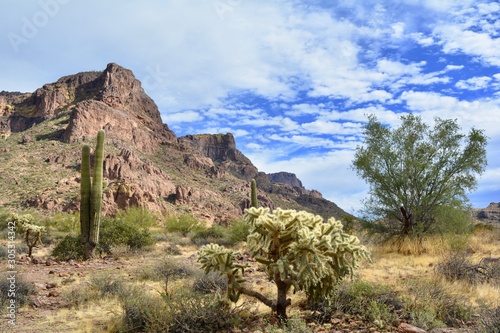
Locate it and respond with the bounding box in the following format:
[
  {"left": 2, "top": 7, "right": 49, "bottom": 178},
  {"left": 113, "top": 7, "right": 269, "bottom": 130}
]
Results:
[
  {"left": 48, "top": 270, "right": 55, "bottom": 274},
  {"left": 32, "top": 257, "right": 40, "bottom": 264},
  {"left": 46, "top": 283, "right": 57, "bottom": 289},
  {"left": 47, "top": 290, "right": 60, "bottom": 297},
  {"left": 34, "top": 283, "right": 46, "bottom": 289},
  {"left": 58, "top": 272, "right": 69, "bottom": 277},
  {"left": 46, "top": 258, "right": 54, "bottom": 266},
  {"left": 398, "top": 323, "right": 427, "bottom": 333}
]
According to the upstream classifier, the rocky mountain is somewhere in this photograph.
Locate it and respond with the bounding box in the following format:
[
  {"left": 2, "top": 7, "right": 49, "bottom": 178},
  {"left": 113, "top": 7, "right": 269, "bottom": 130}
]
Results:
[
  {"left": 0, "top": 63, "right": 351, "bottom": 224},
  {"left": 473, "top": 202, "right": 500, "bottom": 227}
]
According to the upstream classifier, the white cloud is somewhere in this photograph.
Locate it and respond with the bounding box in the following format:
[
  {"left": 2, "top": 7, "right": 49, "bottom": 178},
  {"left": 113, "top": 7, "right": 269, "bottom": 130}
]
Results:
[{"left": 456, "top": 76, "right": 492, "bottom": 90}]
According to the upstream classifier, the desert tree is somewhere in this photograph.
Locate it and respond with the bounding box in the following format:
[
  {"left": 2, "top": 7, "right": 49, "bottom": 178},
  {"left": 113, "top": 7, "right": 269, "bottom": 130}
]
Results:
[{"left": 352, "top": 114, "right": 487, "bottom": 245}]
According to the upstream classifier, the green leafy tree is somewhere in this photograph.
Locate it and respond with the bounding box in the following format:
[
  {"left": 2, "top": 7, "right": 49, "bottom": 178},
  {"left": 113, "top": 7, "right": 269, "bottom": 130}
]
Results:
[
  {"left": 352, "top": 114, "right": 487, "bottom": 244},
  {"left": 198, "top": 207, "right": 370, "bottom": 322}
]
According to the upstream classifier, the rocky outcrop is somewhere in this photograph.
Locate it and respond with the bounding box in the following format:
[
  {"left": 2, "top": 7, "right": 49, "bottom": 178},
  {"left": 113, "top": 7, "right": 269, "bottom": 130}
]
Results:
[
  {"left": 178, "top": 133, "right": 258, "bottom": 180},
  {"left": 0, "top": 63, "right": 352, "bottom": 224},
  {"left": 473, "top": 202, "right": 500, "bottom": 228},
  {"left": 2, "top": 63, "right": 176, "bottom": 151},
  {"left": 102, "top": 148, "right": 176, "bottom": 213},
  {"left": 268, "top": 172, "right": 303, "bottom": 188}
]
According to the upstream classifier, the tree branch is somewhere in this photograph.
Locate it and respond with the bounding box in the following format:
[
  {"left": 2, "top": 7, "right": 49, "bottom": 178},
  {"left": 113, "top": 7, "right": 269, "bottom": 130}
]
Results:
[{"left": 238, "top": 286, "right": 276, "bottom": 311}]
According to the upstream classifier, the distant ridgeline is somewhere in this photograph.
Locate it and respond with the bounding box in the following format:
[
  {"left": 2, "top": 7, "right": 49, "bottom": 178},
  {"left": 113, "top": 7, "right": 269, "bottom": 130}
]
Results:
[{"left": 0, "top": 63, "right": 350, "bottom": 224}]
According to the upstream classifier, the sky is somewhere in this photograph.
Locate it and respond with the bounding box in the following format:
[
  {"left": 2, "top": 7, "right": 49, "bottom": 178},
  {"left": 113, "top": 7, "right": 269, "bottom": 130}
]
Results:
[{"left": 1, "top": 0, "right": 499, "bottom": 213}]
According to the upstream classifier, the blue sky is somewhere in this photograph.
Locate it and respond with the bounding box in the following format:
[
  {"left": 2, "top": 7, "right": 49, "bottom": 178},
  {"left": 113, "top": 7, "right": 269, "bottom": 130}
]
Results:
[{"left": 1, "top": 0, "right": 499, "bottom": 213}]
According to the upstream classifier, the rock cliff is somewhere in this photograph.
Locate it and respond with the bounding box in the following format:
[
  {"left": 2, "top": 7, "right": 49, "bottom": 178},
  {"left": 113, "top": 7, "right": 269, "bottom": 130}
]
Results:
[{"left": 0, "top": 63, "right": 351, "bottom": 224}]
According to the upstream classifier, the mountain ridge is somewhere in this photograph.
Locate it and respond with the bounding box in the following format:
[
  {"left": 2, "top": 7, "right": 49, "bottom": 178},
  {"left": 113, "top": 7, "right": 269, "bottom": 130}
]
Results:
[{"left": 0, "top": 63, "right": 350, "bottom": 224}]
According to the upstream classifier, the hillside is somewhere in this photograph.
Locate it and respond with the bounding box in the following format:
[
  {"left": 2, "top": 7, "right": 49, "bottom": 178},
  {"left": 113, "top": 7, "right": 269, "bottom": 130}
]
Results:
[{"left": 0, "top": 63, "right": 349, "bottom": 223}]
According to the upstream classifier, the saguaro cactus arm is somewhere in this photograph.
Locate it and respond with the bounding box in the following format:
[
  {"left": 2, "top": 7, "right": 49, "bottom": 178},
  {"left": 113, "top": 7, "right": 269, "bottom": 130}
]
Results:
[
  {"left": 89, "top": 130, "right": 105, "bottom": 246},
  {"left": 250, "top": 179, "right": 258, "bottom": 208},
  {"left": 80, "top": 144, "right": 91, "bottom": 245}
]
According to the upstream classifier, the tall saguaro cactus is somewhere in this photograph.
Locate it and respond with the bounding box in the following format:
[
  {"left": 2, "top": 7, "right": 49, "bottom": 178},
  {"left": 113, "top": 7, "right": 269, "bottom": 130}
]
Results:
[{"left": 80, "top": 130, "right": 105, "bottom": 260}]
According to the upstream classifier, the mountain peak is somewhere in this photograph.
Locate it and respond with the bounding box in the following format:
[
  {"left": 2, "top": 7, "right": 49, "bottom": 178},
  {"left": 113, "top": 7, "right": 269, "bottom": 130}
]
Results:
[{"left": 0, "top": 63, "right": 351, "bottom": 223}]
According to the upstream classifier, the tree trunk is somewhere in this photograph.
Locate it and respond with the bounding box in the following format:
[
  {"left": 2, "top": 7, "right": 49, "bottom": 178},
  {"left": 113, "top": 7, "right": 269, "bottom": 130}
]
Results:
[
  {"left": 275, "top": 279, "right": 291, "bottom": 323},
  {"left": 400, "top": 206, "right": 413, "bottom": 235}
]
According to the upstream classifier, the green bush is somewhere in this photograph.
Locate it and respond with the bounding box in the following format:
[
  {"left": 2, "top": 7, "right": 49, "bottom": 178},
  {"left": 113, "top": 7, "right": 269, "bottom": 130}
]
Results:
[
  {"left": 51, "top": 234, "right": 84, "bottom": 261},
  {"left": 99, "top": 215, "right": 155, "bottom": 253},
  {"left": 313, "top": 279, "right": 400, "bottom": 327},
  {"left": 115, "top": 207, "right": 157, "bottom": 229},
  {"left": 227, "top": 218, "right": 251, "bottom": 245},
  {"left": 165, "top": 213, "right": 201, "bottom": 236},
  {"left": 190, "top": 225, "right": 229, "bottom": 246},
  {"left": 42, "top": 212, "right": 79, "bottom": 233}
]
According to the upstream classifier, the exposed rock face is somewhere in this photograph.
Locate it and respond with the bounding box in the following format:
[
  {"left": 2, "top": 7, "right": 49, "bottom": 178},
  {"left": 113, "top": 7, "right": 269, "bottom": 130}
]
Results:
[
  {"left": 473, "top": 202, "right": 500, "bottom": 228},
  {"left": 268, "top": 172, "right": 303, "bottom": 188},
  {"left": 0, "top": 63, "right": 352, "bottom": 224},
  {"left": 1, "top": 63, "right": 176, "bottom": 151},
  {"left": 178, "top": 133, "right": 258, "bottom": 180}
]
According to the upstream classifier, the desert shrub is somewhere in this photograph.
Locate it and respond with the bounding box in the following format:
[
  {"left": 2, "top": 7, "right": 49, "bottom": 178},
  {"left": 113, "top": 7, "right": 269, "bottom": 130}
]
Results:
[
  {"left": 91, "top": 274, "right": 127, "bottom": 298},
  {"left": 42, "top": 211, "right": 79, "bottom": 233},
  {"left": 477, "top": 304, "right": 500, "bottom": 333},
  {"left": 402, "top": 278, "right": 472, "bottom": 330},
  {"left": 192, "top": 270, "right": 228, "bottom": 294},
  {"left": 436, "top": 252, "right": 500, "bottom": 286},
  {"left": 165, "top": 213, "right": 201, "bottom": 236},
  {"left": 120, "top": 287, "right": 168, "bottom": 332},
  {"left": 163, "top": 244, "right": 182, "bottom": 255},
  {"left": 65, "top": 274, "right": 126, "bottom": 308},
  {"left": 154, "top": 257, "right": 195, "bottom": 294},
  {"left": 119, "top": 286, "right": 238, "bottom": 333},
  {"left": 15, "top": 242, "right": 29, "bottom": 255},
  {"left": 0, "top": 208, "right": 11, "bottom": 229},
  {"left": 0, "top": 245, "right": 7, "bottom": 259},
  {"left": 190, "top": 225, "right": 230, "bottom": 246},
  {"left": 99, "top": 215, "right": 155, "bottom": 253},
  {"left": 51, "top": 234, "right": 84, "bottom": 261},
  {"left": 227, "top": 218, "right": 251, "bottom": 245},
  {"left": 161, "top": 289, "right": 238, "bottom": 333},
  {"left": 0, "top": 273, "right": 36, "bottom": 309},
  {"left": 266, "top": 316, "right": 313, "bottom": 333},
  {"left": 115, "top": 207, "right": 157, "bottom": 229},
  {"left": 311, "top": 279, "right": 400, "bottom": 327},
  {"left": 63, "top": 283, "right": 101, "bottom": 308}
]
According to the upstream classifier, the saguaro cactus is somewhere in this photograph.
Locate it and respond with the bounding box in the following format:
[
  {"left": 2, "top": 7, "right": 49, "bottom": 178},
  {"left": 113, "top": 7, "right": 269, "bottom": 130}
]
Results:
[
  {"left": 250, "top": 178, "right": 258, "bottom": 208},
  {"left": 80, "top": 130, "right": 105, "bottom": 260}
]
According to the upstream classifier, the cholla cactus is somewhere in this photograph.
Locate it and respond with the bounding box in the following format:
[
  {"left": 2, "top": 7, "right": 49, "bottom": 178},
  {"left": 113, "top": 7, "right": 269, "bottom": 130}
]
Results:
[
  {"left": 9, "top": 213, "right": 46, "bottom": 257},
  {"left": 198, "top": 207, "right": 370, "bottom": 321}
]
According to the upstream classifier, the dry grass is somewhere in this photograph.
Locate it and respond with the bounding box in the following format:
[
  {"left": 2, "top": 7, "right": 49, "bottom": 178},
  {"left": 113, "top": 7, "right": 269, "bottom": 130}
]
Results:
[{"left": 8, "top": 222, "right": 499, "bottom": 332}]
